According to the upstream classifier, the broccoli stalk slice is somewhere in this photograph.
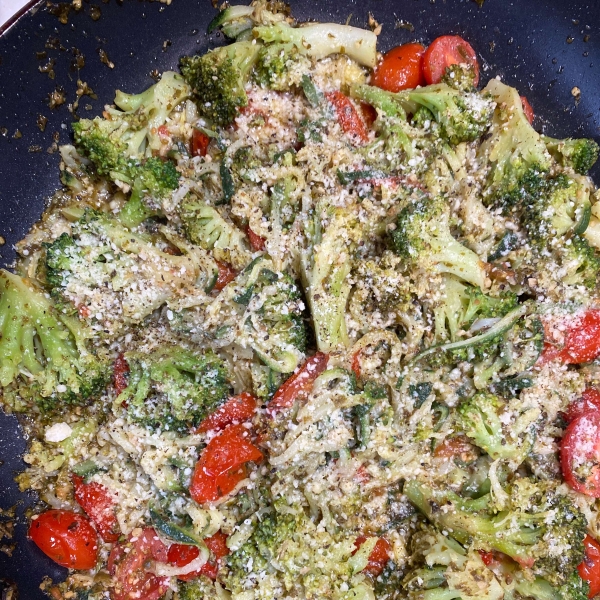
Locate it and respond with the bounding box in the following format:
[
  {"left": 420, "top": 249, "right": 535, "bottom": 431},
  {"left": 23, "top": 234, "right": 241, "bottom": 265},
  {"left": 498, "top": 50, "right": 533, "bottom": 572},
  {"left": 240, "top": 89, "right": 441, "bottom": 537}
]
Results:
[
  {"left": 253, "top": 21, "right": 377, "bottom": 67},
  {"left": 542, "top": 135, "right": 600, "bottom": 175},
  {"left": 207, "top": 5, "right": 254, "bottom": 34}
]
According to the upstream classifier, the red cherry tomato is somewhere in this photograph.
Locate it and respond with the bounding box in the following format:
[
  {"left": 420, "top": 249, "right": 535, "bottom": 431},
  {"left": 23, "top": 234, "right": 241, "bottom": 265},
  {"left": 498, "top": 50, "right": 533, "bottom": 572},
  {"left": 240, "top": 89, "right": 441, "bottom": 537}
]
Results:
[
  {"left": 423, "top": 35, "right": 480, "bottom": 86},
  {"left": 541, "top": 310, "right": 600, "bottom": 365},
  {"left": 565, "top": 388, "right": 600, "bottom": 423},
  {"left": 434, "top": 436, "right": 477, "bottom": 460},
  {"left": 359, "top": 102, "right": 378, "bottom": 128},
  {"left": 29, "top": 510, "right": 98, "bottom": 570},
  {"left": 113, "top": 353, "right": 129, "bottom": 396},
  {"left": 110, "top": 528, "right": 169, "bottom": 600},
  {"left": 191, "top": 129, "right": 210, "bottom": 157},
  {"left": 196, "top": 392, "right": 258, "bottom": 434},
  {"left": 190, "top": 423, "right": 262, "bottom": 504},
  {"left": 521, "top": 96, "right": 534, "bottom": 125},
  {"left": 72, "top": 474, "right": 120, "bottom": 543},
  {"left": 267, "top": 352, "right": 329, "bottom": 415},
  {"left": 478, "top": 550, "right": 495, "bottom": 567},
  {"left": 579, "top": 535, "right": 600, "bottom": 598},
  {"left": 372, "top": 43, "right": 426, "bottom": 92},
  {"left": 246, "top": 226, "right": 266, "bottom": 252},
  {"left": 351, "top": 350, "right": 362, "bottom": 379},
  {"left": 168, "top": 531, "right": 230, "bottom": 581},
  {"left": 561, "top": 411, "right": 600, "bottom": 497},
  {"left": 353, "top": 536, "right": 391, "bottom": 577},
  {"left": 325, "top": 91, "right": 369, "bottom": 144},
  {"left": 214, "top": 261, "right": 237, "bottom": 292}
]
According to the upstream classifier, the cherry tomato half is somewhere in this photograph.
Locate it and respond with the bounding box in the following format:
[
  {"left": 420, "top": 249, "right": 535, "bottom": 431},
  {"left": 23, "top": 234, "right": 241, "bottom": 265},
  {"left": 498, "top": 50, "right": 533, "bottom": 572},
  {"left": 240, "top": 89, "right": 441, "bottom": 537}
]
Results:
[
  {"left": 197, "top": 392, "right": 258, "bottom": 434},
  {"left": 168, "top": 531, "right": 229, "bottom": 581},
  {"left": 72, "top": 474, "right": 120, "bottom": 543},
  {"left": 561, "top": 411, "right": 600, "bottom": 497},
  {"left": 372, "top": 43, "right": 426, "bottom": 92},
  {"left": 423, "top": 35, "right": 480, "bottom": 86},
  {"left": 29, "top": 510, "right": 98, "bottom": 570},
  {"left": 325, "top": 91, "right": 369, "bottom": 144},
  {"left": 353, "top": 536, "right": 391, "bottom": 577},
  {"left": 246, "top": 226, "right": 266, "bottom": 252},
  {"left": 190, "top": 423, "right": 262, "bottom": 504},
  {"left": 267, "top": 352, "right": 329, "bottom": 415},
  {"left": 521, "top": 96, "right": 535, "bottom": 125},
  {"left": 541, "top": 310, "right": 600, "bottom": 365},
  {"left": 565, "top": 388, "right": 600, "bottom": 424},
  {"left": 191, "top": 129, "right": 211, "bottom": 157},
  {"left": 214, "top": 261, "right": 237, "bottom": 292},
  {"left": 112, "top": 354, "right": 129, "bottom": 396},
  {"left": 579, "top": 535, "right": 600, "bottom": 598}
]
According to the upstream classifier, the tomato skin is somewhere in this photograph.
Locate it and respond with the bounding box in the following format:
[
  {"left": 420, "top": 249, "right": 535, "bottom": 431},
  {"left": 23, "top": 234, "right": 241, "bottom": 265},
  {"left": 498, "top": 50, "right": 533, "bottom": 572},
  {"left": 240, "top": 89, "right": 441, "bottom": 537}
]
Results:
[
  {"left": 190, "top": 423, "right": 262, "bottom": 504},
  {"left": 110, "top": 528, "right": 169, "bottom": 600},
  {"left": 579, "top": 535, "right": 600, "bottom": 598},
  {"left": 246, "top": 226, "right": 266, "bottom": 252},
  {"left": 168, "top": 532, "right": 230, "bottom": 581},
  {"left": 372, "top": 43, "right": 426, "bottom": 92},
  {"left": 267, "top": 352, "right": 329, "bottom": 415},
  {"left": 191, "top": 129, "right": 210, "bottom": 157},
  {"left": 423, "top": 35, "right": 480, "bottom": 86},
  {"left": 325, "top": 91, "right": 369, "bottom": 144},
  {"left": 353, "top": 536, "right": 391, "bottom": 577},
  {"left": 565, "top": 388, "right": 600, "bottom": 423},
  {"left": 478, "top": 550, "right": 495, "bottom": 566},
  {"left": 197, "top": 392, "right": 258, "bottom": 433},
  {"left": 561, "top": 411, "right": 600, "bottom": 497},
  {"left": 29, "top": 510, "right": 98, "bottom": 570},
  {"left": 112, "top": 354, "right": 129, "bottom": 397},
  {"left": 542, "top": 310, "right": 600, "bottom": 365},
  {"left": 214, "top": 261, "right": 237, "bottom": 292},
  {"left": 351, "top": 350, "right": 362, "bottom": 379},
  {"left": 520, "top": 96, "right": 534, "bottom": 124},
  {"left": 72, "top": 474, "right": 120, "bottom": 543}
]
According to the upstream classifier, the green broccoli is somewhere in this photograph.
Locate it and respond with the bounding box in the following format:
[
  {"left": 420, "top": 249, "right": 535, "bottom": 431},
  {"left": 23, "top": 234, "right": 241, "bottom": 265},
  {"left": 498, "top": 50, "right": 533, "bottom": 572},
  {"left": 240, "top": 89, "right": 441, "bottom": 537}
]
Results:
[
  {"left": 253, "top": 21, "right": 377, "bottom": 67},
  {"left": 543, "top": 135, "right": 600, "bottom": 175},
  {"left": 180, "top": 41, "right": 262, "bottom": 127},
  {"left": 178, "top": 576, "right": 224, "bottom": 600},
  {"left": 457, "top": 391, "right": 539, "bottom": 465},
  {"left": 253, "top": 42, "right": 311, "bottom": 90},
  {"left": 118, "top": 345, "right": 230, "bottom": 433},
  {"left": 513, "top": 572, "right": 590, "bottom": 600},
  {"left": 560, "top": 234, "right": 600, "bottom": 289},
  {"left": 300, "top": 206, "right": 364, "bottom": 353},
  {"left": 44, "top": 209, "right": 215, "bottom": 334},
  {"left": 0, "top": 270, "right": 108, "bottom": 412},
  {"left": 478, "top": 79, "right": 552, "bottom": 207},
  {"left": 389, "top": 194, "right": 488, "bottom": 289},
  {"left": 207, "top": 4, "right": 255, "bottom": 38},
  {"left": 404, "top": 478, "right": 587, "bottom": 587},
  {"left": 178, "top": 196, "right": 253, "bottom": 270},
  {"left": 441, "top": 63, "right": 478, "bottom": 92}
]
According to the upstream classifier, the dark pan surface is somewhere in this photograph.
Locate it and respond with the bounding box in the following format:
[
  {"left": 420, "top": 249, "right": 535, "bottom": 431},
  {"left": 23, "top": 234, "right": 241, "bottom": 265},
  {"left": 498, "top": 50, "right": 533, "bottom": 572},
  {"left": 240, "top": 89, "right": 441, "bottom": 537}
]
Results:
[{"left": 0, "top": 0, "right": 599, "bottom": 596}]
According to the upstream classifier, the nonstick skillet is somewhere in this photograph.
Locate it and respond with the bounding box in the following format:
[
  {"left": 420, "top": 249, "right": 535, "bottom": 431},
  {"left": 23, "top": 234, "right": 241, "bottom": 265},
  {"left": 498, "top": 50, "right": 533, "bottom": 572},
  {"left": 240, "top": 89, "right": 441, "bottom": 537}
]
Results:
[{"left": 0, "top": 0, "right": 599, "bottom": 596}]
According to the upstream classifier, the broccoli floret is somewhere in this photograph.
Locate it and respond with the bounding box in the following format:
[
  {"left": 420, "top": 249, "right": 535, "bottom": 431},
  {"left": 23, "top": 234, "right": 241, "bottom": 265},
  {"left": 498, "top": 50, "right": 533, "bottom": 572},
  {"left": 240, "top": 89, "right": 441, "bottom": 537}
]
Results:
[
  {"left": 178, "top": 576, "right": 223, "bottom": 600},
  {"left": 178, "top": 196, "right": 253, "bottom": 270},
  {"left": 389, "top": 194, "right": 488, "bottom": 289},
  {"left": 560, "top": 235, "right": 600, "bottom": 289},
  {"left": 44, "top": 210, "right": 214, "bottom": 335},
  {"left": 478, "top": 79, "right": 552, "bottom": 207},
  {"left": 180, "top": 41, "right": 261, "bottom": 127},
  {"left": 253, "top": 42, "right": 311, "bottom": 90},
  {"left": 253, "top": 21, "right": 377, "bottom": 67},
  {"left": 0, "top": 270, "right": 108, "bottom": 412},
  {"left": 404, "top": 478, "right": 587, "bottom": 587},
  {"left": 119, "top": 345, "right": 230, "bottom": 433},
  {"left": 457, "top": 391, "right": 539, "bottom": 465},
  {"left": 300, "top": 206, "right": 364, "bottom": 352},
  {"left": 514, "top": 572, "right": 590, "bottom": 600},
  {"left": 207, "top": 5, "right": 255, "bottom": 38},
  {"left": 434, "top": 275, "right": 518, "bottom": 343},
  {"left": 441, "top": 63, "right": 478, "bottom": 92},
  {"left": 543, "top": 135, "right": 600, "bottom": 175}
]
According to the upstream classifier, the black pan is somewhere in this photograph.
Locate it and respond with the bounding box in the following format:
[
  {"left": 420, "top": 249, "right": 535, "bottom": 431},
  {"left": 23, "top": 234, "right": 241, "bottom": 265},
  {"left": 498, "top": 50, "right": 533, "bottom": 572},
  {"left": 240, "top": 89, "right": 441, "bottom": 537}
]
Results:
[{"left": 0, "top": 0, "right": 599, "bottom": 596}]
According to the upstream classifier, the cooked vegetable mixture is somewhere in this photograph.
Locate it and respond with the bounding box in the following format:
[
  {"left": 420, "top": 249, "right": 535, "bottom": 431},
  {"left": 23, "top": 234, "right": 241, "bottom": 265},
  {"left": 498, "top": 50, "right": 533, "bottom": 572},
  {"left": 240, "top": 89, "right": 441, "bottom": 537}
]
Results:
[{"left": 3, "top": 2, "right": 600, "bottom": 599}]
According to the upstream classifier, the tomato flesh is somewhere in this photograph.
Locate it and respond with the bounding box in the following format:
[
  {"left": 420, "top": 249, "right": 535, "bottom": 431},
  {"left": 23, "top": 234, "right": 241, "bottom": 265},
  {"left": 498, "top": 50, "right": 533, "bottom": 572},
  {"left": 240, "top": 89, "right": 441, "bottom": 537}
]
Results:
[
  {"left": 520, "top": 96, "right": 534, "bottom": 124},
  {"left": 561, "top": 411, "right": 600, "bottom": 497},
  {"left": 542, "top": 310, "right": 600, "bottom": 365},
  {"left": 579, "top": 535, "right": 600, "bottom": 598},
  {"left": 325, "top": 91, "right": 369, "bottom": 144},
  {"left": 191, "top": 129, "right": 210, "bottom": 157},
  {"left": 214, "top": 261, "right": 237, "bottom": 292},
  {"left": 353, "top": 536, "right": 391, "bottom": 577},
  {"left": 190, "top": 423, "right": 262, "bottom": 504},
  {"left": 565, "top": 388, "right": 600, "bottom": 423},
  {"left": 168, "top": 531, "right": 230, "bottom": 581},
  {"left": 267, "top": 352, "right": 329, "bottom": 415},
  {"left": 110, "top": 528, "right": 169, "bottom": 600},
  {"left": 351, "top": 350, "right": 362, "bottom": 379},
  {"left": 29, "top": 509, "right": 98, "bottom": 570},
  {"left": 246, "top": 226, "right": 266, "bottom": 252},
  {"left": 113, "top": 353, "right": 129, "bottom": 396},
  {"left": 372, "top": 43, "right": 426, "bottom": 92},
  {"left": 72, "top": 474, "right": 120, "bottom": 543},
  {"left": 197, "top": 392, "right": 258, "bottom": 433},
  {"left": 423, "top": 35, "right": 480, "bottom": 86}
]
